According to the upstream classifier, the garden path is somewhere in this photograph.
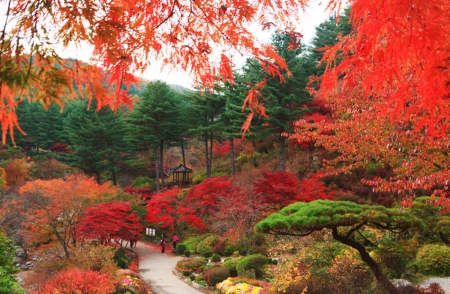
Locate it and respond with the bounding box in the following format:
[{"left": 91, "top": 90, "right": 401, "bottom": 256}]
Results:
[{"left": 131, "top": 241, "right": 205, "bottom": 294}]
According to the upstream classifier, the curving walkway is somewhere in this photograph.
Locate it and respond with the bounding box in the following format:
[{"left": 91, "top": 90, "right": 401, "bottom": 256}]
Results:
[{"left": 130, "top": 242, "right": 204, "bottom": 294}]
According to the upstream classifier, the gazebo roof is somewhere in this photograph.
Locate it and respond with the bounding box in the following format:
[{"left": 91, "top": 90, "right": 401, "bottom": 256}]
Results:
[{"left": 170, "top": 164, "right": 193, "bottom": 173}]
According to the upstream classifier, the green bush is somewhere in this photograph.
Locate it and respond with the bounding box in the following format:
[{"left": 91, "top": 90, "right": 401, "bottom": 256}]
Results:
[
  {"left": 197, "top": 235, "right": 219, "bottom": 257},
  {"left": 223, "top": 258, "right": 240, "bottom": 277},
  {"left": 415, "top": 244, "right": 450, "bottom": 276},
  {"left": 132, "top": 176, "right": 156, "bottom": 189},
  {"left": 195, "top": 274, "right": 204, "bottom": 281},
  {"left": 183, "top": 234, "right": 212, "bottom": 253},
  {"left": 202, "top": 250, "right": 213, "bottom": 258},
  {"left": 236, "top": 254, "right": 269, "bottom": 279},
  {"left": 211, "top": 254, "right": 221, "bottom": 263},
  {"left": 203, "top": 266, "right": 230, "bottom": 286},
  {"left": 176, "top": 257, "right": 208, "bottom": 271},
  {"left": 184, "top": 250, "right": 191, "bottom": 257},
  {"left": 176, "top": 244, "right": 187, "bottom": 255},
  {"left": 190, "top": 274, "right": 196, "bottom": 281},
  {"left": 113, "top": 248, "right": 130, "bottom": 269},
  {"left": 183, "top": 270, "right": 191, "bottom": 277}
]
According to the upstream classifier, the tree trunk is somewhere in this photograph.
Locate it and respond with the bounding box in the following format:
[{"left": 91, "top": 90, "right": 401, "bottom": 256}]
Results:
[
  {"left": 331, "top": 228, "right": 399, "bottom": 294},
  {"left": 279, "top": 136, "right": 286, "bottom": 171},
  {"left": 252, "top": 139, "right": 258, "bottom": 167},
  {"left": 229, "top": 137, "right": 235, "bottom": 176},
  {"left": 181, "top": 139, "right": 186, "bottom": 166},
  {"left": 155, "top": 145, "right": 160, "bottom": 192},
  {"left": 160, "top": 141, "right": 165, "bottom": 189},
  {"left": 205, "top": 132, "right": 211, "bottom": 178},
  {"left": 95, "top": 172, "right": 101, "bottom": 184},
  {"left": 209, "top": 132, "right": 213, "bottom": 175}
]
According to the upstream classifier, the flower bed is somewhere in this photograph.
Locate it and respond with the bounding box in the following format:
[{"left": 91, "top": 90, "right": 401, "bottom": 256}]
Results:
[{"left": 217, "top": 278, "right": 265, "bottom": 294}]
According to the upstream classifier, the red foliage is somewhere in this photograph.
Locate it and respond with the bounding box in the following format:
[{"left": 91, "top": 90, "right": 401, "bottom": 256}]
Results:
[
  {"left": 296, "top": 172, "right": 335, "bottom": 202},
  {"left": 5, "top": 158, "right": 28, "bottom": 187},
  {"left": 33, "top": 267, "right": 115, "bottom": 294},
  {"left": 185, "top": 177, "right": 236, "bottom": 215},
  {"left": 124, "top": 186, "right": 153, "bottom": 201},
  {"left": 49, "top": 142, "right": 73, "bottom": 153},
  {"left": 253, "top": 170, "right": 301, "bottom": 209},
  {"left": 146, "top": 188, "right": 205, "bottom": 231},
  {"left": 77, "top": 201, "right": 144, "bottom": 245},
  {"left": 213, "top": 141, "right": 231, "bottom": 157}
]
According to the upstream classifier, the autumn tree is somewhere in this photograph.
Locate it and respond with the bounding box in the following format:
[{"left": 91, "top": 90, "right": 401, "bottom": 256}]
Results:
[
  {"left": 18, "top": 175, "right": 119, "bottom": 257},
  {"left": 290, "top": 0, "right": 450, "bottom": 205},
  {"left": 77, "top": 201, "right": 144, "bottom": 247},
  {"left": 1, "top": 0, "right": 305, "bottom": 144},
  {"left": 5, "top": 158, "right": 28, "bottom": 187},
  {"left": 255, "top": 200, "right": 424, "bottom": 294},
  {"left": 253, "top": 170, "right": 335, "bottom": 210},
  {"left": 184, "top": 176, "right": 268, "bottom": 253},
  {"left": 146, "top": 188, "right": 205, "bottom": 237}
]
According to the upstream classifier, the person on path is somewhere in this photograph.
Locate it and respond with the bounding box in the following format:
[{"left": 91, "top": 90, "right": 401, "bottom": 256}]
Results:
[
  {"left": 172, "top": 234, "right": 179, "bottom": 250},
  {"left": 160, "top": 239, "right": 166, "bottom": 253}
]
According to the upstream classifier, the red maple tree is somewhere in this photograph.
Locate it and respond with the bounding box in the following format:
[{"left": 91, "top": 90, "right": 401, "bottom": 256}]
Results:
[
  {"left": 77, "top": 201, "right": 144, "bottom": 246},
  {"left": 146, "top": 188, "right": 206, "bottom": 234}
]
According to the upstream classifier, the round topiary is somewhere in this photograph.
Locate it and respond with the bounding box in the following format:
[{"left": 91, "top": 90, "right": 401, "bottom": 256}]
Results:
[
  {"left": 176, "top": 244, "right": 187, "bottom": 255},
  {"left": 203, "top": 266, "right": 230, "bottom": 286},
  {"left": 211, "top": 254, "right": 221, "bottom": 263},
  {"left": 415, "top": 244, "right": 450, "bottom": 276},
  {"left": 236, "top": 254, "right": 269, "bottom": 279},
  {"left": 184, "top": 250, "right": 191, "bottom": 257}
]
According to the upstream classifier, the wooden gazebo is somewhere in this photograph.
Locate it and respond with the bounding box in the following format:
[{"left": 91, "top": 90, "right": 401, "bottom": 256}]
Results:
[{"left": 169, "top": 164, "right": 193, "bottom": 187}]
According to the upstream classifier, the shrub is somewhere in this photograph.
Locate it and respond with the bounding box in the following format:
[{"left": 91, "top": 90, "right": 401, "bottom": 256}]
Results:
[
  {"left": 35, "top": 268, "right": 115, "bottom": 294},
  {"left": 211, "top": 254, "right": 221, "bottom": 263},
  {"left": 70, "top": 245, "right": 118, "bottom": 275},
  {"left": 195, "top": 274, "right": 204, "bottom": 281},
  {"left": 190, "top": 274, "right": 196, "bottom": 281},
  {"left": 415, "top": 244, "right": 450, "bottom": 276},
  {"left": 184, "top": 250, "right": 191, "bottom": 257},
  {"left": 176, "top": 244, "right": 187, "bottom": 255},
  {"left": 197, "top": 235, "right": 219, "bottom": 257},
  {"left": 236, "top": 254, "right": 269, "bottom": 279},
  {"left": 202, "top": 250, "right": 213, "bottom": 258},
  {"left": 212, "top": 239, "right": 226, "bottom": 256},
  {"left": 203, "top": 266, "right": 230, "bottom": 286},
  {"left": 114, "top": 248, "right": 130, "bottom": 269},
  {"left": 223, "top": 258, "right": 240, "bottom": 277},
  {"left": 115, "top": 274, "right": 151, "bottom": 294},
  {"left": 132, "top": 176, "right": 156, "bottom": 190},
  {"left": 183, "top": 271, "right": 191, "bottom": 277},
  {"left": 176, "top": 257, "right": 208, "bottom": 271},
  {"left": 183, "top": 234, "right": 212, "bottom": 253}
]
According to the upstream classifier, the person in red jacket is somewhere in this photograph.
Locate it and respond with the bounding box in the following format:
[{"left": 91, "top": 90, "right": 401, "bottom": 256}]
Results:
[
  {"left": 172, "top": 234, "right": 179, "bottom": 249},
  {"left": 160, "top": 239, "right": 166, "bottom": 253}
]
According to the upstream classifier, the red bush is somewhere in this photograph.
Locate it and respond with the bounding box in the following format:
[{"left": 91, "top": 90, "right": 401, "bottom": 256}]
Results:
[{"left": 34, "top": 267, "right": 115, "bottom": 294}]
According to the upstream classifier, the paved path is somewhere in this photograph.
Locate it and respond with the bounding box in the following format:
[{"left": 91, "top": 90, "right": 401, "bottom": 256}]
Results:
[{"left": 131, "top": 242, "right": 204, "bottom": 294}]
